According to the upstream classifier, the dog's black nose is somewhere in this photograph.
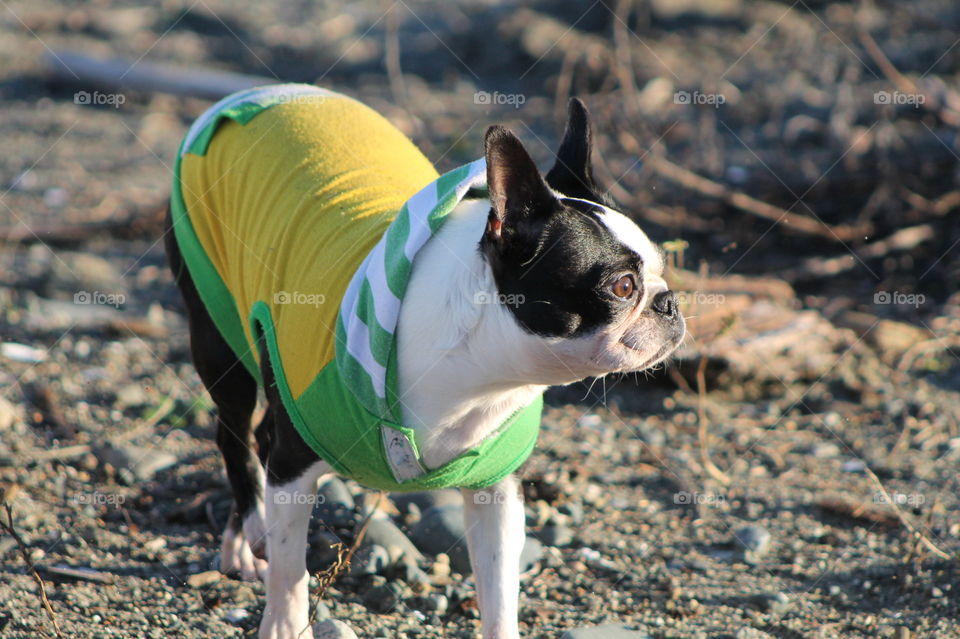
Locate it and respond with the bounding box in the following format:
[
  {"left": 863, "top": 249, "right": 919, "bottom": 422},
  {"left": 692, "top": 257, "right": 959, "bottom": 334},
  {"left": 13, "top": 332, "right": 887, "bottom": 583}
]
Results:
[{"left": 651, "top": 290, "right": 678, "bottom": 318}]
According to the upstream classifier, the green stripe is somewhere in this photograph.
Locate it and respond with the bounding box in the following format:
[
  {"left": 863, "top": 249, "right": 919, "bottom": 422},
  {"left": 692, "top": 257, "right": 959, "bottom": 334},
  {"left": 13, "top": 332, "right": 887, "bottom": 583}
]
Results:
[
  {"left": 335, "top": 315, "right": 389, "bottom": 418},
  {"left": 355, "top": 279, "right": 394, "bottom": 368},
  {"left": 382, "top": 205, "right": 412, "bottom": 299}
]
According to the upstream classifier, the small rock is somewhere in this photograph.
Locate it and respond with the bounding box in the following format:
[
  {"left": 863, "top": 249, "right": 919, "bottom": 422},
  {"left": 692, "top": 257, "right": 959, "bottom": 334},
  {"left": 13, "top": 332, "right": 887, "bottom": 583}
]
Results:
[
  {"left": 315, "top": 478, "right": 356, "bottom": 528},
  {"left": 1, "top": 342, "right": 48, "bottom": 364},
  {"left": 748, "top": 591, "right": 791, "bottom": 616},
  {"left": 93, "top": 443, "right": 177, "bottom": 483},
  {"left": 362, "top": 581, "right": 406, "bottom": 614},
  {"left": 187, "top": 570, "right": 222, "bottom": 589},
  {"left": 841, "top": 459, "right": 867, "bottom": 473},
  {"left": 363, "top": 517, "right": 423, "bottom": 563},
  {"left": 0, "top": 397, "right": 19, "bottom": 431},
  {"left": 733, "top": 525, "right": 771, "bottom": 564},
  {"left": 116, "top": 384, "right": 149, "bottom": 409},
  {"left": 520, "top": 536, "right": 544, "bottom": 574},
  {"left": 349, "top": 544, "right": 390, "bottom": 577},
  {"left": 558, "top": 498, "right": 585, "bottom": 525},
  {"left": 391, "top": 489, "right": 463, "bottom": 513},
  {"left": 313, "top": 619, "right": 359, "bottom": 639},
  {"left": 538, "top": 523, "right": 574, "bottom": 547},
  {"left": 410, "top": 504, "right": 471, "bottom": 573},
  {"left": 224, "top": 608, "right": 249, "bottom": 624},
  {"left": 735, "top": 628, "right": 774, "bottom": 639},
  {"left": 312, "top": 600, "right": 330, "bottom": 621},
  {"left": 560, "top": 624, "right": 653, "bottom": 638},
  {"left": 809, "top": 441, "right": 841, "bottom": 458},
  {"left": 416, "top": 593, "right": 448, "bottom": 615}
]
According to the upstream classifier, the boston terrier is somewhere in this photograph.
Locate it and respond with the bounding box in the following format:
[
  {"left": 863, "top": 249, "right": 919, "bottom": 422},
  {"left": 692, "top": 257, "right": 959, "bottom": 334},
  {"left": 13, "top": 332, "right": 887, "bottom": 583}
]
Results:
[{"left": 164, "top": 85, "right": 685, "bottom": 639}]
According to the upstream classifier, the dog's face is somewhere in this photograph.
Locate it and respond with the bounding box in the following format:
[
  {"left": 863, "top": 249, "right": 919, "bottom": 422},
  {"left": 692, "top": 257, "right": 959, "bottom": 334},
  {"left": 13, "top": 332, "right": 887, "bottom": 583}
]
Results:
[{"left": 479, "top": 99, "right": 685, "bottom": 384}]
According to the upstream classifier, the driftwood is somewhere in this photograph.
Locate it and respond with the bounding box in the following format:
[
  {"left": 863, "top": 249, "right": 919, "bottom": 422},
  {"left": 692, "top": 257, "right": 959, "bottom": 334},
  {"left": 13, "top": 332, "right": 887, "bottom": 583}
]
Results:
[
  {"left": 44, "top": 50, "right": 274, "bottom": 101},
  {"left": 668, "top": 267, "right": 849, "bottom": 384}
]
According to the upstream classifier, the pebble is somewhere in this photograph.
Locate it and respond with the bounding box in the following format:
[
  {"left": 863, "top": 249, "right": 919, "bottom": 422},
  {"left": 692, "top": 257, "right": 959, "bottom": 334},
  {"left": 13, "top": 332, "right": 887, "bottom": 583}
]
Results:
[
  {"left": 186, "top": 570, "right": 221, "bottom": 588},
  {"left": 560, "top": 624, "right": 653, "bottom": 638},
  {"left": 362, "top": 581, "right": 406, "bottom": 613},
  {"left": 313, "top": 600, "right": 331, "bottom": 621},
  {"left": 314, "top": 619, "right": 359, "bottom": 639},
  {"left": 391, "top": 489, "right": 463, "bottom": 513},
  {"left": 410, "top": 504, "right": 471, "bottom": 573},
  {"left": 349, "top": 544, "right": 390, "bottom": 577},
  {"left": 93, "top": 443, "right": 177, "bottom": 483},
  {"left": 841, "top": 459, "right": 867, "bottom": 473},
  {"left": 223, "top": 608, "right": 249, "bottom": 624},
  {"left": 733, "top": 525, "right": 772, "bottom": 564},
  {"left": 315, "top": 478, "right": 356, "bottom": 528},
  {"left": 363, "top": 517, "right": 423, "bottom": 563},
  {"left": 0, "top": 397, "right": 18, "bottom": 431},
  {"left": 538, "top": 523, "right": 574, "bottom": 547},
  {"left": 1, "top": 342, "right": 48, "bottom": 364},
  {"left": 520, "top": 536, "right": 544, "bottom": 574},
  {"left": 748, "top": 591, "right": 791, "bottom": 616}
]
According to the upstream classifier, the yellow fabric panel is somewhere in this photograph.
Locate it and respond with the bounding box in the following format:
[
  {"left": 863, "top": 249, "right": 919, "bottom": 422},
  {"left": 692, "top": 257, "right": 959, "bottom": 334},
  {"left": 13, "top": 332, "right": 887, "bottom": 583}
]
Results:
[{"left": 179, "top": 95, "right": 438, "bottom": 397}]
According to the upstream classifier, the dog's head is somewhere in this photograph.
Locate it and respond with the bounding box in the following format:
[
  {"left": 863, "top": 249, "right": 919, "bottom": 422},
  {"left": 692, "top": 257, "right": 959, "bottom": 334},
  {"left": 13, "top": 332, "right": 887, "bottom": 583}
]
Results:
[{"left": 479, "top": 99, "right": 685, "bottom": 384}]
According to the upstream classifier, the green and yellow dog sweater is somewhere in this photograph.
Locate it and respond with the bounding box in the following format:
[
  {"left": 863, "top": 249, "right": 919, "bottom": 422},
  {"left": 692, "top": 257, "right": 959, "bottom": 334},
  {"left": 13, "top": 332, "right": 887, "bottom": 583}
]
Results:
[{"left": 171, "top": 84, "right": 543, "bottom": 491}]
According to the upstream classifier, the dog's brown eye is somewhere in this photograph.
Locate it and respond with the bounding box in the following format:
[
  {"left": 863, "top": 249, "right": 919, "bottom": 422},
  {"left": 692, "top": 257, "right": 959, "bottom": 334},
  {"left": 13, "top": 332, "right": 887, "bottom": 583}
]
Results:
[{"left": 611, "top": 275, "right": 635, "bottom": 298}]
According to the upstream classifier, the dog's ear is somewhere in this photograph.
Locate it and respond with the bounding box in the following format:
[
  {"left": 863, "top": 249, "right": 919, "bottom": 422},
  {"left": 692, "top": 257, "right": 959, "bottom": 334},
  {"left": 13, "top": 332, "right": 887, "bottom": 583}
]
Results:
[
  {"left": 545, "top": 98, "right": 601, "bottom": 202},
  {"left": 483, "top": 125, "right": 558, "bottom": 246}
]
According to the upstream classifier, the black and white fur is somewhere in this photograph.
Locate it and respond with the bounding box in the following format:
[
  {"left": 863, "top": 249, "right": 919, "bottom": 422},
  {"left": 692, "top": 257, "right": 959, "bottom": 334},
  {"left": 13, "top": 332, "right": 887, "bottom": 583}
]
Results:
[{"left": 164, "top": 98, "right": 684, "bottom": 639}]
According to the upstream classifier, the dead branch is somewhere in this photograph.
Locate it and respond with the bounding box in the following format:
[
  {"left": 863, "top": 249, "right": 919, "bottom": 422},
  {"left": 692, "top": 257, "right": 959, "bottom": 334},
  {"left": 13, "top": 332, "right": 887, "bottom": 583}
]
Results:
[
  {"left": 44, "top": 50, "right": 274, "bottom": 101},
  {"left": 648, "top": 155, "right": 864, "bottom": 241}
]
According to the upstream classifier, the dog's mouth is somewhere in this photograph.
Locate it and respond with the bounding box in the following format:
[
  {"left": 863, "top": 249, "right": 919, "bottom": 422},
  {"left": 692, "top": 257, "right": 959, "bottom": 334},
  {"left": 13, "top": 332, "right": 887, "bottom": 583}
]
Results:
[{"left": 618, "top": 317, "right": 686, "bottom": 371}]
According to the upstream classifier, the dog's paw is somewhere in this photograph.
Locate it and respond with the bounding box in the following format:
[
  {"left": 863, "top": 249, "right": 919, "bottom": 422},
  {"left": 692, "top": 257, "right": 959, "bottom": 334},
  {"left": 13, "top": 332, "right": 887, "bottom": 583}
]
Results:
[{"left": 220, "top": 525, "right": 269, "bottom": 581}]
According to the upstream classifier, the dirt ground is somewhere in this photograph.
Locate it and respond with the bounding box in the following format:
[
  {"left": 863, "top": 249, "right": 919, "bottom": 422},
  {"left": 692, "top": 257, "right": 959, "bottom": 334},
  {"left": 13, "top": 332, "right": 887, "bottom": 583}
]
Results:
[{"left": 0, "top": 1, "right": 959, "bottom": 638}]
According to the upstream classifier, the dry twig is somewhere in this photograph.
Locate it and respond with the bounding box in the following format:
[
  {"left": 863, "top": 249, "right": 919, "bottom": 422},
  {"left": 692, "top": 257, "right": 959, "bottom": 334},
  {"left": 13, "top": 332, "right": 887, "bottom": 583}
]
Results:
[
  {"left": 0, "top": 503, "right": 65, "bottom": 639},
  {"left": 696, "top": 356, "right": 731, "bottom": 485},
  {"left": 863, "top": 467, "right": 953, "bottom": 561},
  {"left": 304, "top": 492, "right": 385, "bottom": 635}
]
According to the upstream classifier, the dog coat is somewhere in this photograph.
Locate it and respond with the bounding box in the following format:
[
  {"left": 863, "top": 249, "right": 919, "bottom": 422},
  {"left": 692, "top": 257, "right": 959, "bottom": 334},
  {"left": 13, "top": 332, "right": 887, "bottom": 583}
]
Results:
[{"left": 171, "top": 84, "right": 543, "bottom": 491}]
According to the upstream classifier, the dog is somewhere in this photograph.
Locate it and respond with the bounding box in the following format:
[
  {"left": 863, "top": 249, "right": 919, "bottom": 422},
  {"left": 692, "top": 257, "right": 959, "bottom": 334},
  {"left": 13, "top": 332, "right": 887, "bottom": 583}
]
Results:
[{"left": 164, "top": 84, "right": 685, "bottom": 639}]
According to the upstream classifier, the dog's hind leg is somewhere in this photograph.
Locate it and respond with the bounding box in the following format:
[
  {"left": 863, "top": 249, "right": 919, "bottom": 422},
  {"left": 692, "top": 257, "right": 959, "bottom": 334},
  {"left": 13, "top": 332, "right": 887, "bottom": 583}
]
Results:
[
  {"left": 164, "top": 211, "right": 268, "bottom": 580},
  {"left": 256, "top": 339, "right": 328, "bottom": 639}
]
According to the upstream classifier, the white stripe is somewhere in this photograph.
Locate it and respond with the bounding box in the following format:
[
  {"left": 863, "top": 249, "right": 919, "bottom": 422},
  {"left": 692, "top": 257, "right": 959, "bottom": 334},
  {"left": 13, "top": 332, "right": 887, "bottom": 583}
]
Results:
[
  {"left": 344, "top": 316, "right": 387, "bottom": 398},
  {"left": 340, "top": 248, "right": 374, "bottom": 322},
  {"left": 364, "top": 241, "right": 402, "bottom": 330},
  {"left": 402, "top": 183, "right": 439, "bottom": 263},
  {"left": 180, "top": 84, "right": 340, "bottom": 157}
]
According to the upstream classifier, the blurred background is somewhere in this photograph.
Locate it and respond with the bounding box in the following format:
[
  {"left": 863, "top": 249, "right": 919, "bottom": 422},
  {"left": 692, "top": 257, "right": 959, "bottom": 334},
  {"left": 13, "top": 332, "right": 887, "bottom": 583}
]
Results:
[{"left": 0, "top": 1, "right": 958, "bottom": 638}]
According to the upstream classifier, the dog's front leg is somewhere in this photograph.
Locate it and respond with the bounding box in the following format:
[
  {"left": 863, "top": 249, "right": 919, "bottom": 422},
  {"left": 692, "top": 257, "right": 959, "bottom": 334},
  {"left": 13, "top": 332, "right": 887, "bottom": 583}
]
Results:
[
  {"left": 259, "top": 460, "right": 330, "bottom": 639},
  {"left": 462, "top": 474, "right": 524, "bottom": 639}
]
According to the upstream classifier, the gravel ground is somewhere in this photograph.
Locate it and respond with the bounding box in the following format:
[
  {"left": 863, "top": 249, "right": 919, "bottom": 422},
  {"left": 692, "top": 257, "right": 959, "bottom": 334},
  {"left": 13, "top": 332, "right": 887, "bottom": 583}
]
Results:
[{"left": 1, "top": 1, "right": 959, "bottom": 638}]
